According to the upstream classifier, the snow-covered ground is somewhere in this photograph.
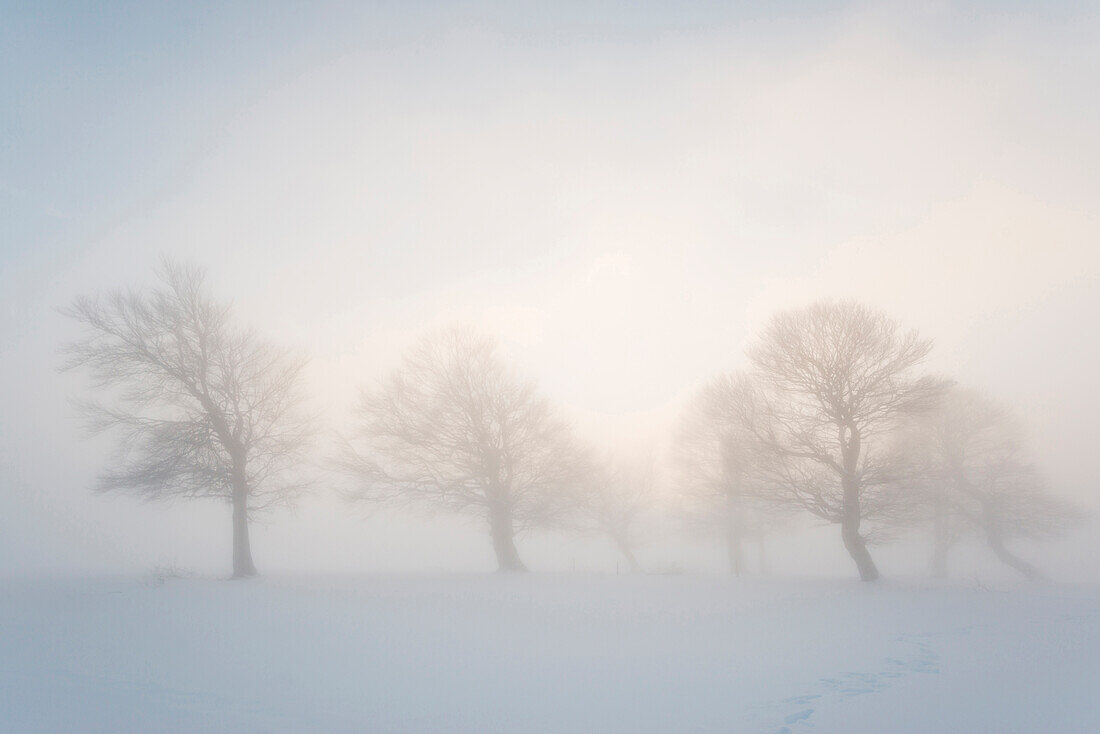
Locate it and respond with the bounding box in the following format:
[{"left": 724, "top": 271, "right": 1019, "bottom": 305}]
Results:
[{"left": 0, "top": 575, "right": 1096, "bottom": 733}]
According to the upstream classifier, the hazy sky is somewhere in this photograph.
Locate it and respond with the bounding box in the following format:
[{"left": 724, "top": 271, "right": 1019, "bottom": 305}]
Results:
[{"left": 2, "top": 1, "right": 1098, "bottom": 576}]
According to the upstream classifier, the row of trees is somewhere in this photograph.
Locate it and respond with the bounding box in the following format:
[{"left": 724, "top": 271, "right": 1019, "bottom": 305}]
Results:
[
  {"left": 672, "top": 319, "right": 1080, "bottom": 582},
  {"left": 64, "top": 260, "right": 1082, "bottom": 579}
]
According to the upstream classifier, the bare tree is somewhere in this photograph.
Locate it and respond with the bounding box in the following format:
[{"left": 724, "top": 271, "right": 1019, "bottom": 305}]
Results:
[
  {"left": 748, "top": 301, "right": 948, "bottom": 581},
  {"left": 894, "top": 388, "right": 1083, "bottom": 580},
  {"left": 880, "top": 412, "right": 967, "bottom": 578},
  {"left": 579, "top": 453, "right": 658, "bottom": 573},
  {"left": 673, "top": 372, "right": 777, "bottom": 575},
  {"left": 344, "top": 327, "right": 592, "bottom": 572},
  {"left": 63, "top": 259, "right": 311, "bottom": 578}
]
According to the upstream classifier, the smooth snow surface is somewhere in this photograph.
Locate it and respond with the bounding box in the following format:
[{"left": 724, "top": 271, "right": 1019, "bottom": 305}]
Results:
[{"left": 1, "top": 576, "right": 1096, "bottom": 733}]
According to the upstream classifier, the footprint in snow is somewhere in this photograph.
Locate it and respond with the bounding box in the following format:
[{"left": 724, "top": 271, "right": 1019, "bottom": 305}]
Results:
[
  {"left": 784, "top": 709, "right": 814, "bottom": 724},
  {"left": 762, "top": 631, "right": 945, "bottom": 732}
]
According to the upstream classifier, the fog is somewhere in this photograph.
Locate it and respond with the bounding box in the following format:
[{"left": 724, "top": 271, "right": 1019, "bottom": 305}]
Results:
[
  {"left": 5, "top": 3, "right": 1100, "bottom": 732},
  {"left": 4, "top": 2, "right": 1099, "bottom": 582}
]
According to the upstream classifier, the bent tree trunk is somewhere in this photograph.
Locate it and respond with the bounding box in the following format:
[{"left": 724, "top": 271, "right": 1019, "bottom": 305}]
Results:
[
  {"left": 987, "top": 534, "right": 1044, "bottom": 581},
  {"left": 231, "top": 487, "right": 258, "bottom": 579},
  {"left": 983, "top": 506, "right": 1045, "bottom": 581},
  {"left": 488, "top": 502, "right": 527, "bottom": 572},
  {"left": 841, "top": 475, "right": 879, "bottom": 582},
  {"left": 841, "top": 516, "right": 878, "bottom": 582},
  {"left": 838, "top": 426, "right": 879, "bottom": 582},
  {"left": 613, "top": 534, "right": 641, "bottom": 573}
]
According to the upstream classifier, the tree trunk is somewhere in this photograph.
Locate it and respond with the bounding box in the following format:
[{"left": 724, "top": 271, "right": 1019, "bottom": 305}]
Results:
[
  {"left": 841, "top": 518, "right": 878, "bottom": 581},
  {"left": 838, "top": 426, "right": 878, "bottom": 582},
  {"left": 726, "top": 528, "right": 744, "bottom": 576},
  {"left": 986, "top": 534, "right": 1045, "bottom": 581},
  {"left": 727, "top": 493, "right": 744, "bottom": 576},
  {"left": 613, "top": 535, "right": 641, "bottom": 573},
  {"left": 231, "top": 487, "right": 258, "bottom": 579},
  {"left": 488, "top": 503, "right": 527, "bottom": 572},
  {"left": 840, "top": 474, "right": 879, "bottom": 582},
  {"left": 222, "top": 443, "right": 258, "bottom": 579},
  {"left": 983, "top": 505, "right": 1045, "bottom": 581},
  {"left": 930, "top": 493, "right": 951, "bottom": 578},
  {"left": 930, "top": 539, "right": 950, "bottom": 579}
]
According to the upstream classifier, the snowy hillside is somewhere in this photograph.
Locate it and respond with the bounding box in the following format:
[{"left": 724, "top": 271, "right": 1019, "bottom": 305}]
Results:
[{"left": 1, "top": 575, "right": 1096, "bottom": 733}]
